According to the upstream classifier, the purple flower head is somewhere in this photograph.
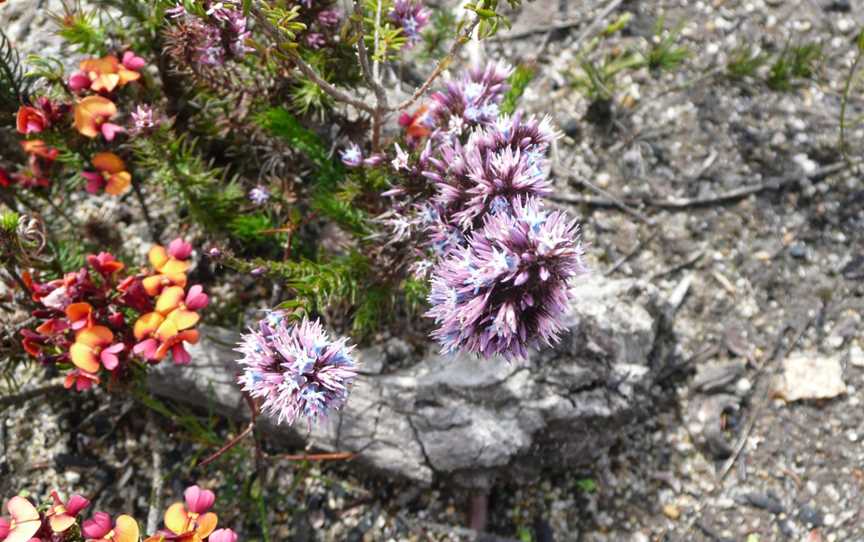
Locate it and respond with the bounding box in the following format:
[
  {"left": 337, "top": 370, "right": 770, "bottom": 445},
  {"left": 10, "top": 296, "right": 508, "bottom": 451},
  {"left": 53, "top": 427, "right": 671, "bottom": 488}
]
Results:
[
  {"left": 236, "top": 313, "right": 358, "bottom": 426},
  {"left": 389, "top": 0, "right": 432, "bottom": 45},
  {"left": 340, "top": 143, "right": 363, "bottom": 168},
  {"left": 249, "top": 185, "right": 270, "bottom": 205},
  {"left": 317, "top": 9, "right": 341, "bottom": 27},
  {"left": 429, "top": 61, "right": 513, "bottom": 132},
  {"left": 426, "top": 197, "right": 587, "bottom": 360},
  {"left": 423, "top": 112, "right": 558, "bottom": 233},
  {"left": 130, "top": 104, "right": 158, "bottom": 134},
  {"left": 164, "top": 0, "right": 250, "bottom": 65}
]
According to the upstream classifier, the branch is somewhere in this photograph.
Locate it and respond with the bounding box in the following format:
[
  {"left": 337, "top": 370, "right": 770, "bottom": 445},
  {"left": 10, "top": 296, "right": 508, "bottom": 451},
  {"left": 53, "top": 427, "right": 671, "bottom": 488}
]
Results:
[
  {"left": 391, "top": 15, "right": 481, "bottom": 112},
  {"left": 353, "top": 0, "right": 389, "bottom": 150},
  {"left": 0, "top": 384, "right": 65, "bottom": 409},
  {"left": 251, "top": 7, "right": 375, "bottom": 114}
]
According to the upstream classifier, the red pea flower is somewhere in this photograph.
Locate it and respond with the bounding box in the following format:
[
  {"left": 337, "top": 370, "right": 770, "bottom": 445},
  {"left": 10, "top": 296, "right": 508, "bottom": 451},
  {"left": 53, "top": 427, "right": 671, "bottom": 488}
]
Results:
[
  {"left": 16, "top": 105, "right": 47, "bottom": 134},
  {"left": 87, "top": 252, "right": 125, "bottom": 275},
  {"left": 64, "top": 369, "right": 100, "bottom": 391}
]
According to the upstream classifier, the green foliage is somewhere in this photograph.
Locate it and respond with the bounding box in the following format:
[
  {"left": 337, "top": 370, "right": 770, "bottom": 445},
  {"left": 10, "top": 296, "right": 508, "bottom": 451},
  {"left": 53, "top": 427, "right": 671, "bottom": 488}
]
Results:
[
  {"left": 230, "top": 251, "right": 370, "bottom": 315},
  {"left": 767, "top": 41, "right": 823, "bottom": 91},
  {"left": 262, "top": 2, "right": 307, "bottom": 45},
  {"left": 360, "top": 0, "right": 407, "bottom": 63},
  {"left": 464, "top": 0, "right": 521, "bottom": 39},
  {"left": 727, "top": 44, "right": 769, "bottom": 80},
  {"left": 644, "top": 17, "right": 689, "bottom": 73},
  {"left": 352, "top": 285, "right": 387, "bottom": 336},
  {"left": 228, "top": 213, "right": 277, "bottom": 243},
  {"left": 0, "top": 29, "right": 31, "bottom": 113},
  {"left": 500, "top": 64, "right": 536, "bottom": 115},
  {"left": 256, "top": 107, "right": 368, "bottom": 233},
  {"left": 0, "top": 212, "right": 19, "bottom": 233},
  {"left": 576, "top": 478, "right": 598, "bottom": 493},
  {"left": 421, "top": 9, "right": 456, "bottom": 59},
  {"left": 401, "top": 276, "right": 429, "bottom": 315},
  {"left": 132, "top": 129, "right": 247, "bottom": 237},
  {"left": 51, "top": 5, "right": 108, "bottom": 55}
]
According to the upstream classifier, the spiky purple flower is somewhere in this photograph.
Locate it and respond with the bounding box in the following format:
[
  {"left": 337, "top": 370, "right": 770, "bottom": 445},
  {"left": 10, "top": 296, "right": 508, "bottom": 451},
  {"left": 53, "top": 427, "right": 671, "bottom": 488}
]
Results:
[
  {"left": 236, "top": 313, "right": 358, "bottom": 426},
  {"left": 389, "top": 0, "right": 431, "bottom": 46},
  {"left": 427, "top": 197, "right": 587, "bottom": 360},
  {"left": 422, "top": 112, "right": 557, "bottom": 240},
  {"left": 429, "top": 61, "right": 513, "bottom": 133},
  {"left": 306, "top": 32, "right": 326, "bottom": 49}
]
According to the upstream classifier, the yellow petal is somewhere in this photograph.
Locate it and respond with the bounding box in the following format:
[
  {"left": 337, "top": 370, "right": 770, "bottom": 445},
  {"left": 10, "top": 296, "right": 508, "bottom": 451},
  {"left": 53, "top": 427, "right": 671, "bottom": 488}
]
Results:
[
  {"left": 195, "top": 513, "right": 218, "bottom": 538},
  {"left": 155, "top": 318, "right": 179, "bottom": 342},
  {"left": 142, "top": 275, "right": 165, "bottom": 296},
  {"left": 70, "top": 343, "right": 100, "bottom": 372},
  {"left": 76, "top": 325, "right": 113, "bottom": 347},
  {"left": 148, "top": 245, "right": 169, "bottom": 270},
  {"left": 49, "top": 513, "right": 76, "bottom": 533},
  {"left": 160, "top": 259, "right": 191, "bottom": 275},
  {"left": 156, "top": 286, "right": 185, "bottom": 315},
  {"left": 164, "top": 503, "right": 190, "bottom": 535},
  {"left": 92, "top": 152, "right": 125, "bottom": 174},
  {"left": 134, "top": 312, "right": 165, "bottom": 340},
  {"left": 167, "top": 309, "right": 200, "bottom": 331},
  {"left": 92, "top": 73, "right": 120, "bottom": 92},
  {"left": 113, "top": 514, "right": 140, "bottom": 542}
]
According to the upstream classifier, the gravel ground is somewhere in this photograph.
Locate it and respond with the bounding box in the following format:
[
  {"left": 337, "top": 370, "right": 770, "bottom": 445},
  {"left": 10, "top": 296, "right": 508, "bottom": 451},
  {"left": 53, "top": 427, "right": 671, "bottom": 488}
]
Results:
[{"left": 3, "top": 0, "right": 864, "bottom": 540}]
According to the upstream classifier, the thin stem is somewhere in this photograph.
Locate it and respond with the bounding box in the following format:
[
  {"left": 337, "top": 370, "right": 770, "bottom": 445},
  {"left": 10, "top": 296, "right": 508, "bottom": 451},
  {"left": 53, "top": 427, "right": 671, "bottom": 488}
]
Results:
[
  {"left": 268, "top": 451, "right": 356, "bottom": 461},
  {"left": 840, "top": 46, "right": 862, "bottom": 164},
  {"left": 198, "top": 394, "right": 259, "bottom": 468},
  {"left": 372, "top": 0, "right": 383, "bottom": 81},
  {"left": 199, "top": 422, "right": 254, "bottom": 468},
  {"left": 132, "top": 179, "right": 160, "bottom": 243},
  {"left": 354, "top": 1, "right": 389, "bottom": 151}
]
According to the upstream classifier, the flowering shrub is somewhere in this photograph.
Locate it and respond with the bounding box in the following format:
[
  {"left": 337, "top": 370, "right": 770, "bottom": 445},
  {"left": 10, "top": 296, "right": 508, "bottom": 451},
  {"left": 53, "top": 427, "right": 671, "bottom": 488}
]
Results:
[
  {"left": 21, "top": 239, "right": 207, "bottom": 391},
  {"left": 0, "top": 486, "right": 237, "bottom": 542}
]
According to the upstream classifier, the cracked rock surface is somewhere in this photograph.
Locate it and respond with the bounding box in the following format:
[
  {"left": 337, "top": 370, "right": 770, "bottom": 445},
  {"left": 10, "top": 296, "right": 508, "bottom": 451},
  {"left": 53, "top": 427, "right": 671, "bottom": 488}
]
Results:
[{"left": 150, "top": 277, "right": 668, "bottom": 488}]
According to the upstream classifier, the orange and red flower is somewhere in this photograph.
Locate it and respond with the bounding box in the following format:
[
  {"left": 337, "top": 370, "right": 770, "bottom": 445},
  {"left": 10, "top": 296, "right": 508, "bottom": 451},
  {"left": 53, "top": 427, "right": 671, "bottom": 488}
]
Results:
[
  {"left": 82, "top": 512, "right": 139, "bottom": 542},
  {"left": 47, "top": 491, "right": 90, "bottom": 533},
  {"left": 69, "top": 325, "right": 125, "bottom": 372},
  {"left": 16, "top": 105, "right": 47, "bottom": 134},
  {"left": 74, "top": 96, "right": 125, "bottom": 141},
  {"left": 69, "top": 52, "right": 146, "bottom": 94},
  {"left": 82, "top": 152, "right": 132, "bottom": 195}
]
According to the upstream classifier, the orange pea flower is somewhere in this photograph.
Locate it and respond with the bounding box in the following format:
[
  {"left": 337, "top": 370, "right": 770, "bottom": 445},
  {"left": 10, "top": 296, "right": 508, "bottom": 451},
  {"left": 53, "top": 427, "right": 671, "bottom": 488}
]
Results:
[
  {"left": 82, "top": 152, "right": 132, "bottom": 196},
  {"left": 69, "top": 52, "right": 145, "bottom": 93},
  {"left": 0, "top": 496, "right": 40, "bottom": 542},
  {"left": 142, "top": 244, "right": 191, "bottom": 296},
  {"left": 70, "top": 325, "right": 125, "bottom": 372},
  {"left": 162, "top": 486, "right": 218, "bottom": 541},
  {"left": 66, "top": 302, "right": 94, "bottom": 330},
  {"left": 74, "top": 96, "right": 125, "bottom": 141}
]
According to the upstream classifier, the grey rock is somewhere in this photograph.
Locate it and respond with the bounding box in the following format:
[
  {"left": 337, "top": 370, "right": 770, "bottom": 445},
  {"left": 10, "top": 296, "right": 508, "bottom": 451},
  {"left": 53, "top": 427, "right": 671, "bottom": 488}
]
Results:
[
  {"left": 149, "top": 277, "right": 668, "bottom": 488},
  {"left": 692, "top": 360, "right": 746, "bottom": 393}
]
